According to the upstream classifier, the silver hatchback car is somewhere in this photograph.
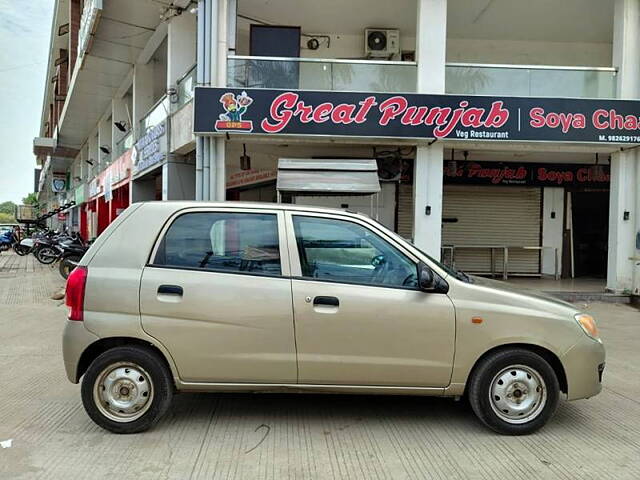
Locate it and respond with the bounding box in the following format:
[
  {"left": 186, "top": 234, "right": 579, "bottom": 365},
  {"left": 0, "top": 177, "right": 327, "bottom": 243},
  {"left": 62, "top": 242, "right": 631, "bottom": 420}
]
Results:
[{"left": 63, "top": 202, "right": 604, "bottom": 435}]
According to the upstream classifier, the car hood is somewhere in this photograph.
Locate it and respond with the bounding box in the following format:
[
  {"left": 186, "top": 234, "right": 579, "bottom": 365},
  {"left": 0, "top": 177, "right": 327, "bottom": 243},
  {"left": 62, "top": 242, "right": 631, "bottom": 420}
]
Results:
[{"left": 466, "top": 275, "right": 579, "bottom": 312}]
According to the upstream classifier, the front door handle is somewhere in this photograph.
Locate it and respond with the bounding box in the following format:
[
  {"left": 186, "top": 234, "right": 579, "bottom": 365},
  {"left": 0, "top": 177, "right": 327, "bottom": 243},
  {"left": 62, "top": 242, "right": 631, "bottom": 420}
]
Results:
[
  {"left": 313, "top": 296, "right": 339, "bottom": 307},
  {"left": 157, "top": 284, "right": 183, "bottom": 296}
]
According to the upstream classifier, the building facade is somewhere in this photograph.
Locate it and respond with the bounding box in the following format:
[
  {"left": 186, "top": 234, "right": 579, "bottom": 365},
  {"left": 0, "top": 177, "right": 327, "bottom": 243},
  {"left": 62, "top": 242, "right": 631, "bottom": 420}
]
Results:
[{"left": 34, "top": 0, "right": 640, "bottom": 295}]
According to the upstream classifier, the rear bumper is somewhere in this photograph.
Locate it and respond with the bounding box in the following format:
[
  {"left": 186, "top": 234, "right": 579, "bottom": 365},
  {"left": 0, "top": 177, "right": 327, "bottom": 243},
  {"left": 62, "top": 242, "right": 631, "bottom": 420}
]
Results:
[
  {"left": 62, "top": 320, "right": 99, "bottom": 383},
  {"left": 561, "top": 336, "right": 606, "bottom": 401}
]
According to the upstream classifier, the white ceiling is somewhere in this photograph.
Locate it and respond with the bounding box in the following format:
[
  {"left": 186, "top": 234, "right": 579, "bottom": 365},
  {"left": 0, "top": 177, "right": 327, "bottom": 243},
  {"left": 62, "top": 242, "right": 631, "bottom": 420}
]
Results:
[
  {"left": 58, "top": 0, "right": 169, "bottom": 147},
  {"left": 238, "top": 0, "right": 614, "bottom": 43}
]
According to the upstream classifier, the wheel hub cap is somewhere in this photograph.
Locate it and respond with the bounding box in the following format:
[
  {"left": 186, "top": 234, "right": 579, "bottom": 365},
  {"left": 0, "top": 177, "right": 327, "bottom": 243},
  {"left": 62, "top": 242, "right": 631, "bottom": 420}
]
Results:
[
  {"left": 93, "top": 363, "right": 154, "bottom": 423},
  {"left": 489, "top": 365, "right": 547, "bottom": 424}
]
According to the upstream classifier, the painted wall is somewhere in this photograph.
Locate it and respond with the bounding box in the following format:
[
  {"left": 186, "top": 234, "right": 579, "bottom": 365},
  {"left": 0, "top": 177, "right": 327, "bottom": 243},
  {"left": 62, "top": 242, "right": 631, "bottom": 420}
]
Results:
[{"left": 447, "top": 39, "right": 612, "bottom": 66}]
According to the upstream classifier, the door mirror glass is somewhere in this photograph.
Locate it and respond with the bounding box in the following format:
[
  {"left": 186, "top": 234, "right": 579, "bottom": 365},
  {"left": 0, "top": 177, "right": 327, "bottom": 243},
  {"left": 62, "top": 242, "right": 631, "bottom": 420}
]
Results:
[{"left": 418, "top": 263, "right": 436, "bottom": 291}]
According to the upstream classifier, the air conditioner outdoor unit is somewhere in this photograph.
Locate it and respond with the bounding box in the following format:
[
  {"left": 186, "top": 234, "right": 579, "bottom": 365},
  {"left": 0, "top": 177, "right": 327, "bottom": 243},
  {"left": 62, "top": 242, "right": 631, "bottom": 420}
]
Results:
[{"left": 364, "top": 28, "right": 400, "bottom": 58}]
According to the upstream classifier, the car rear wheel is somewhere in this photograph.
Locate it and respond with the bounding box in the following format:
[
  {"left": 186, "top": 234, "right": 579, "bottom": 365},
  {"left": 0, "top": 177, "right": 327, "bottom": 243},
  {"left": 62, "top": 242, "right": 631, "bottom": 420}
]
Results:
[
  {"left": 468, "top": 348, "right": 559, "bottom": 435},
  {"left": 81, "top": 346, "right": 173, "bottom": 434}
]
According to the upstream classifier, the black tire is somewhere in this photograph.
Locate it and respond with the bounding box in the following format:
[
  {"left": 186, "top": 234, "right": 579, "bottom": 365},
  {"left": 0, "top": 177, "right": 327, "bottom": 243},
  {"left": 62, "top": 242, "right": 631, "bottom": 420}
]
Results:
[
  {"left": 467, "top": 348, "right": 559, "bottom": 435},
  {"left": 81, "top": 346, "right": 174, "bottom": 434},
  {"left": 59, "top": 255, "right": 82, "bottom": 279},
  {"left": 35, "top": 246, "right": 58, "bottom": 264},
  {"left": 13, "top": 244, "right": 28, "bottom": 256}
]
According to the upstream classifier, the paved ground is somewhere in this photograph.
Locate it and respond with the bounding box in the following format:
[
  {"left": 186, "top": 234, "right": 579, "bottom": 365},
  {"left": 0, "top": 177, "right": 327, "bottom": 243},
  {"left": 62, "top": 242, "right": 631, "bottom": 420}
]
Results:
[{"left": 1, "top": 252, "right": 639, "bottom": 479}]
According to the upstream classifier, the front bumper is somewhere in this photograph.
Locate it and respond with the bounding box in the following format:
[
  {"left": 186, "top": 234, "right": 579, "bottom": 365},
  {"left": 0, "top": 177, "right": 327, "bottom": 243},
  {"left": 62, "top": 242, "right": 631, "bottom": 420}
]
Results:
[
  {"left": 561, "top": 335, "right": 606, "bottom": 401},
  {"left": 62, "top": 320, "right": 99, "bottom": 383}
]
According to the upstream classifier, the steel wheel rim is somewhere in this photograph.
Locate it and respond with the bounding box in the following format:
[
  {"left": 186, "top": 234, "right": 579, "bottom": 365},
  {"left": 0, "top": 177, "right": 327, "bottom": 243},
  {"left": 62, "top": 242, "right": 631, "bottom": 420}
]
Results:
[
  {"left": 489, "top": 364, "right": 547, "bottom": 424},
  {"left": 93, "top": 362, "right": 154, "bottom": 423}
]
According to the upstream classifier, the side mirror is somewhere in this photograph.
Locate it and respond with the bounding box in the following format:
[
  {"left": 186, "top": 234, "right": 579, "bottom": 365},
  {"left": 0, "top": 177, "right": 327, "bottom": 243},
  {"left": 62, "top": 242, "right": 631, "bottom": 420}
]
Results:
[{"left": 418, "top": 263, "right": 436, "bottom": 291}]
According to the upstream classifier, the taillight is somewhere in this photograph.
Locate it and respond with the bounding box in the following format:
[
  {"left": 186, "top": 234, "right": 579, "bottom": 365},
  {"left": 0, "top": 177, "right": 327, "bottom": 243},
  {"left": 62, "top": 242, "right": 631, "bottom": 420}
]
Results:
[{"left": 66, "top": 266, "right": 88, "bottom": 321}]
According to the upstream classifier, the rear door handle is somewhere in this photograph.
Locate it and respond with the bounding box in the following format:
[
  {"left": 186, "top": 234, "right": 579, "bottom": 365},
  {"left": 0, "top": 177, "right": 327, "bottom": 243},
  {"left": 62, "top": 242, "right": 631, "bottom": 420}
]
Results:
[
  {"left": 157, "top": 284, "right": 183, "bottom": 296},
  {"left": 313, "top": 296, "right": 339, "bottom": 307}
]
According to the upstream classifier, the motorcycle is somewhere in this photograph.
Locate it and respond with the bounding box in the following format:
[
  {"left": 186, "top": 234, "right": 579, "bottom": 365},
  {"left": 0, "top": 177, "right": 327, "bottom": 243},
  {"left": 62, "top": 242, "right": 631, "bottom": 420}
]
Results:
[
  {"left": 58, "top": 241, "right": 90, "bottom": 279},
  {"left": 35, "top": 232, "right": 85, "bottom": 265}
]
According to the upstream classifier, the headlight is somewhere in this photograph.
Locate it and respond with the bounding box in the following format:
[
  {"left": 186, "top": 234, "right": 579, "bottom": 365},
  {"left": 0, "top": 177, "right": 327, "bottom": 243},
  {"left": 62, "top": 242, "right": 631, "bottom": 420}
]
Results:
[{"left": 575, "top": 313, "right": 600, "bottom": 340}]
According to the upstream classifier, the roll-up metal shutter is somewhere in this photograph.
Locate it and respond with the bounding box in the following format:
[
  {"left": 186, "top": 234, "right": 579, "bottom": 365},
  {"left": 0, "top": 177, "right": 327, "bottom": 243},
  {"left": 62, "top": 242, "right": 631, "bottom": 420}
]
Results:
[
  {"left": 442, "top": 185, "right": 542, "bottom": 275},
  {"left": 397, "top": 183, "right": 414, "bottom": 240}
]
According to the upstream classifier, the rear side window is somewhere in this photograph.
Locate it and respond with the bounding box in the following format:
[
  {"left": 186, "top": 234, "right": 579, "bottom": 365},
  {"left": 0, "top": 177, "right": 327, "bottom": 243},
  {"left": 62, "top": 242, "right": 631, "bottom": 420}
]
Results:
[{"left": 153, "top": 212, "right": 281, "bottom": 276}]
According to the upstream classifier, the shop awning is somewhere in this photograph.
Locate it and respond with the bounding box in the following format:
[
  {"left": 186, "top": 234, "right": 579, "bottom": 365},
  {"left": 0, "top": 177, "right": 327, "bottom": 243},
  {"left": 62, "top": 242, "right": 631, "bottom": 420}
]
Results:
[{"left": 276, "top": 158, "right": 381, "bottom": 195}]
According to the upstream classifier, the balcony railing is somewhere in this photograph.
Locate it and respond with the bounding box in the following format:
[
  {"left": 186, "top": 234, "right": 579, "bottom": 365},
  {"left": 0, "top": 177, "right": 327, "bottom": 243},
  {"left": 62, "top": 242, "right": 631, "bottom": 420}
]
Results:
[
  {"left": 445, "top": 63, "right": 617, "bottom": 99},
  {"left": 227, "top": 56, "right": 617, "bottom": 99},
  {"left": 140, "top": 95, "right": 170, "bottom": 136},
  {"left": 227, "top": 55, "right": 417, "bottom": 93},
  {"left": 115, "top": 132, "right": 133, "bottom": 157},
  {"left": 173, "top": 64, "right": 196, "bottom": 112}
]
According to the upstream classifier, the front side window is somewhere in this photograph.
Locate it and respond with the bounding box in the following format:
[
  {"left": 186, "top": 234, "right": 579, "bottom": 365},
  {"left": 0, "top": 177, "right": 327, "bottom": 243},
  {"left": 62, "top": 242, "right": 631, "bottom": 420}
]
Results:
[
  {"left": 292, "top": 216, "right": 418, "bottom": 288},
  {"left": 154, "top": 212, "right": 281, "bottom": 275}
]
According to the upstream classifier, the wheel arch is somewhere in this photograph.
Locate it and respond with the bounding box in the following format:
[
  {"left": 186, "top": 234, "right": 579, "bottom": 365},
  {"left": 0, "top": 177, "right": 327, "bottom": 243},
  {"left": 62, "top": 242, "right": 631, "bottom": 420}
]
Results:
[
  {"left": 76, "top": 337, "right": 177, "bottom": 388},
  {"left": 465, "top": 343, "right": 568, "bottom": 395}
]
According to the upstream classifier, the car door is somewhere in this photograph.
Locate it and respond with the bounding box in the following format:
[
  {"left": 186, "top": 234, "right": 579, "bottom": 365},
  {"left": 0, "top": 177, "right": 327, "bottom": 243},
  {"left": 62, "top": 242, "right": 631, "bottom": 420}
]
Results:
[
  {"left": 139, "top": 208, "right": 297, "bottom": 384},
  {"left": 286, "top": 211, "right": 455, "bottom": 387}
]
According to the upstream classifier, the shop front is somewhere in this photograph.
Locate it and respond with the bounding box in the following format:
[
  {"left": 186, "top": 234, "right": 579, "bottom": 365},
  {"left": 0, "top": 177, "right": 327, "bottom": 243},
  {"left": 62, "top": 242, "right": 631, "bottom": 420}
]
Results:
[
  {"left": 85, "top": 149, "right": 133, "bottom": 239},
  {"left": 195, "top": 86, "right": 638, "bottom": 288}
]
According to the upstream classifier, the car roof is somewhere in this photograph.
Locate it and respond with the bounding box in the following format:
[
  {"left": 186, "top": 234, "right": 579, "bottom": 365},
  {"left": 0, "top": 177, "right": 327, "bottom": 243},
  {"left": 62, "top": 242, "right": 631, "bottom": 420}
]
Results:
[{"left": 138, "top": 201, "right": 372, "bottom": 219}]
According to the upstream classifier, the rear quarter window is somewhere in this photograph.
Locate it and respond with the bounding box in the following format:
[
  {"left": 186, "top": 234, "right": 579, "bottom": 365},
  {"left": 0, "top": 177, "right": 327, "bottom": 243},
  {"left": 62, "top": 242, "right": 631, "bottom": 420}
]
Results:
[{"left": 153, "top": 212, "right": 281, "bottom": 276}]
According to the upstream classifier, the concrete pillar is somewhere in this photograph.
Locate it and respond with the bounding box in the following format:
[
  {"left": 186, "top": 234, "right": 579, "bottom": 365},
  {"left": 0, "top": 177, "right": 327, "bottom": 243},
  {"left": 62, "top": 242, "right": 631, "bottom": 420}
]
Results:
[
  {"left": 613, "top": 0, "right": 640, "bottom": 99},
  {"left": 541, "top": 187, "right": 564, "bottom": 277},
  {"left": 133, "top": 63, "right": 154, "bottom": 140},
  {"left": 607, "top": 152, "right": 638, "bottom": 292},
  {"left": 163, "top": 159, "right": 196, "bottom": 200},
  {"left": 608, "top": 0, "right": 640, "bottom": 292},
  {"left": 167, "top": 12, "right": 197, "bottom": 90},
  {"left": 413, "top": 0, "right": 447, "bottom": 259},
  {"left": 413, "top": 144, "right": 444, "bottom": 259}
]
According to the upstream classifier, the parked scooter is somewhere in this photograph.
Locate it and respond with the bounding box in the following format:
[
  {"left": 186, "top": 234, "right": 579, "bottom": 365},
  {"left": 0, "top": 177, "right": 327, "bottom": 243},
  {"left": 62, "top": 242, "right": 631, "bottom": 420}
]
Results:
[{"left": 0, "top": 228, "right": 22, "bottom": 254}]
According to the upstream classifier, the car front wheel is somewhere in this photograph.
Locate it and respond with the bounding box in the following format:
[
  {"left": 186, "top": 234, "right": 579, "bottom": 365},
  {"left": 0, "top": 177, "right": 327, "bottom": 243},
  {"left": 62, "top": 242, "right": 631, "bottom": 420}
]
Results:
[
  {"left": 81, "top": 346, "right": 173, "bottom": 434},
  {"left": 467, "top": 348, "right": 560, "bottom": 435}
]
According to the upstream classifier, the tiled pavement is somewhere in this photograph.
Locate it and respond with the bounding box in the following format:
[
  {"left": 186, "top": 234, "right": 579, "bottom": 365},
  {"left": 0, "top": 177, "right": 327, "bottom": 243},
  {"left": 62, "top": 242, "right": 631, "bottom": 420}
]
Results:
[{"left": 0, "top": 252, "right": 639, "bottom": 479}]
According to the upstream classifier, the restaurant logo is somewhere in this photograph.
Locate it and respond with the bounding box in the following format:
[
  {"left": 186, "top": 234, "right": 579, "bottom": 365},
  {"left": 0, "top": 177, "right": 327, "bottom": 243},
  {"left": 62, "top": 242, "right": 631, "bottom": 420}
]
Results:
[{"left": 215, "top": 91, "right": 254, "bottom": 132}]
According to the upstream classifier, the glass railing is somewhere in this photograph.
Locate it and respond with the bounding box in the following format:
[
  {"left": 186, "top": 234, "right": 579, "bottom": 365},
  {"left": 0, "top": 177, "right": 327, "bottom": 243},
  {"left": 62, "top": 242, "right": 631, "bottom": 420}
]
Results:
[
  {"left": 174, "top": 64, "right": 196, "bottom": 111},
  {"left": 139, "top": 95, "right": 170, "bottom": 136},
  {"left": 445, "top": 63, "right": 617, "bottom": 99},
  {"left": 227, "top": 55, "right": 417, "bottom": 93},
  {"left": 115, "top": 132, "right": 133, "bottom": 157}
]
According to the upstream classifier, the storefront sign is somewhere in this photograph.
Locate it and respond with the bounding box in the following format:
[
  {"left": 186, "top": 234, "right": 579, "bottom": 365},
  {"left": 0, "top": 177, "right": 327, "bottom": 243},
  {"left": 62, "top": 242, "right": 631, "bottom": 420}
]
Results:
[
  {"left": 78, "top": 0, "right": 102, "bottom": 60},
  {"left": 227, "top": 169, "right": 277, "bottom": 188},
  {"left": 133, "top": 121, "right": 167, "bottom": 175},
  {"left": 51, "top": 173, "right": 66, "bottom": 193},
  {"left": 443, "top": 161, "right": 610, "bottom": 187},
  {"left": 194, "top": 87, "right": 640, "bottom": 144}
]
